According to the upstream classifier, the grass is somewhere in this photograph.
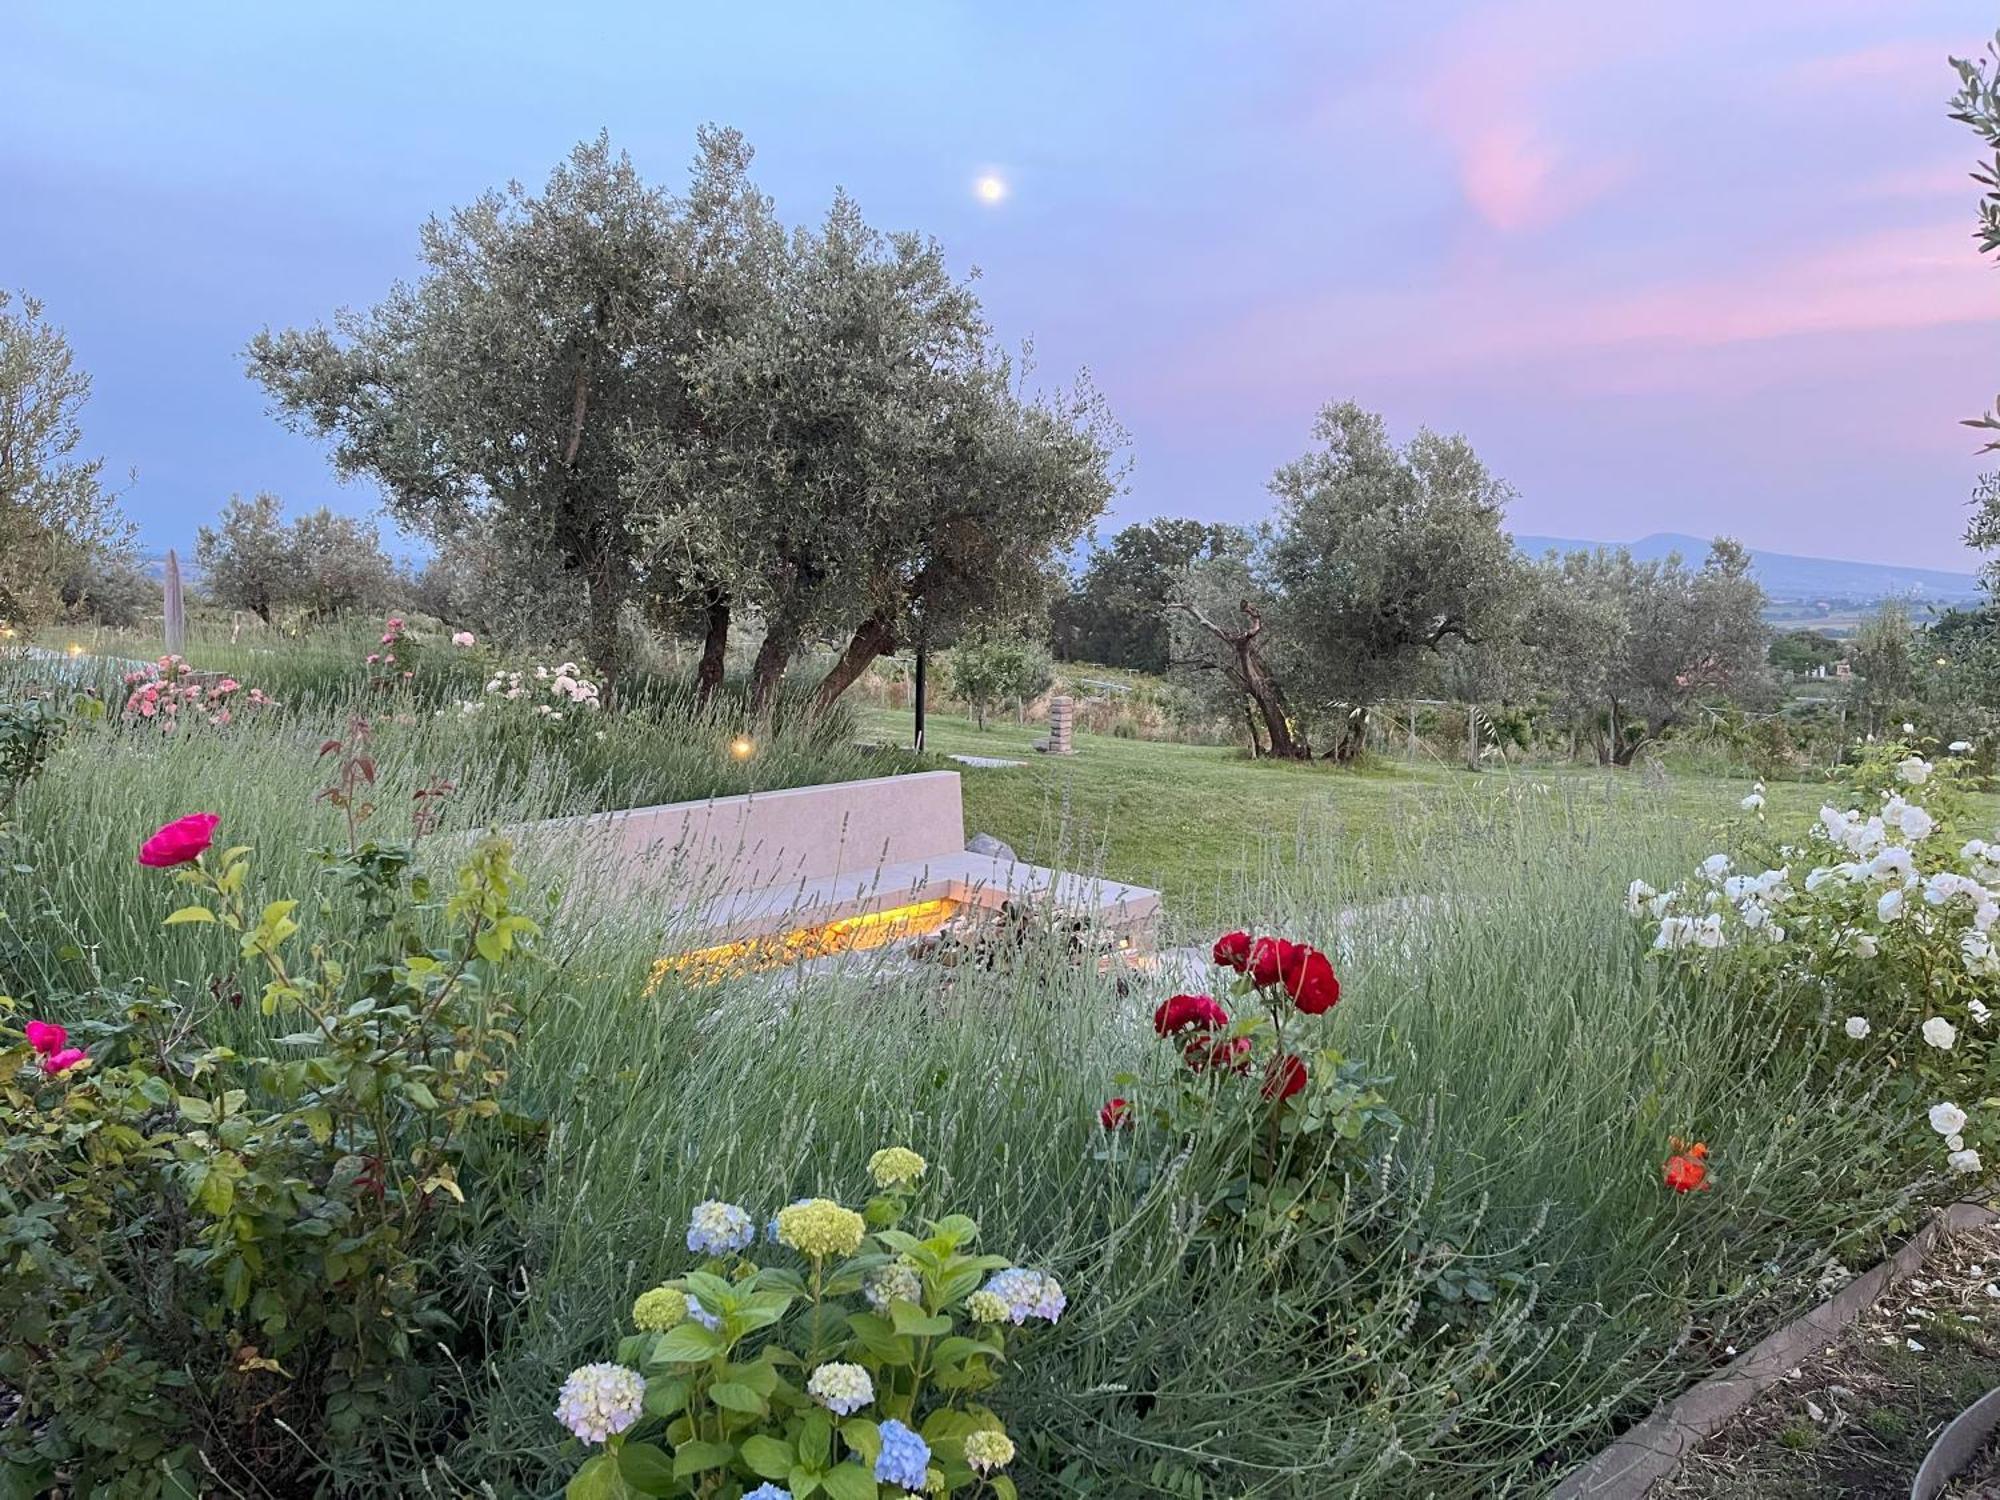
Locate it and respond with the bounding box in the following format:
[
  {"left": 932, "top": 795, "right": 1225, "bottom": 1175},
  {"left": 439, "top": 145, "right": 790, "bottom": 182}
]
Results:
[
  {"left": 869, "top": 704, "right": 1842, "bottom": 926},
  {"left": 2, "top": 653, "right": 1980, "bottom": 1496}
]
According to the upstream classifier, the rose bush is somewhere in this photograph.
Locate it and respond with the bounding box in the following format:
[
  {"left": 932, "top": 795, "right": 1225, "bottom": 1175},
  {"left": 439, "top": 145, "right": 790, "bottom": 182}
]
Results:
[
  {"left": 121, "top": 655, "right": 276, "bottom": 731},
  {"left": 1106, "top": 933, "right": 1398, "bottom": 1245},
  {"left": 554, "top": 1146, "right": 1043, "bottom": 1500},
  {"left": 0, "top": 774, "right": 543, "bottom": 1496},
  {"left": 1632, "top": 739, "right": 2000, "bottom": 1184}
]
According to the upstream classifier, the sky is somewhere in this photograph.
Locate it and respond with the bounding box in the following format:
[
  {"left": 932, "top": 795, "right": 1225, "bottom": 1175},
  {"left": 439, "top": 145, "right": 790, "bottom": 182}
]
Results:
[{"left": 4, "top": 1, "right": 1998, "bottom": 571}]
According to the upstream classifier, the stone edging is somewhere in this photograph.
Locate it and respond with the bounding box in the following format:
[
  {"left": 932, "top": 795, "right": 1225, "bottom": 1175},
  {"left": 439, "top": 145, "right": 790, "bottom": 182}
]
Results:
[{"left": 1549, "top": 1200, "right": 1998, "bottom": 1499}]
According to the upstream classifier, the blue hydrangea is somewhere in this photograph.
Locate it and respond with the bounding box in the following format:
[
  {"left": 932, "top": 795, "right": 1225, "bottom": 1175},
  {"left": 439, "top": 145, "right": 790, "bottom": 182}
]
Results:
[
  {"left": 684, "top": 1293, "right": 721, "bottom": 1332},
  {"left": 686, "top": 1199, "right": 754, "bottom": 1256},
  {"left": 873, "top": 1418, "right": 931, "bottom": 1491},
  {"left": 744, "top": 1487, "right": 792, "bottom": 1500},
  {"left": 981, "top": 1267, "right": 1066, "bottom": 1324}
]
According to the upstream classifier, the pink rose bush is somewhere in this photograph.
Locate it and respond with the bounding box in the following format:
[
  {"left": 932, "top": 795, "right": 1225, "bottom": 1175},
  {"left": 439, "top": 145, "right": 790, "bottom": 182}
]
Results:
[{"left": 121, "top": 655, "right": 274, "bottom": 731}]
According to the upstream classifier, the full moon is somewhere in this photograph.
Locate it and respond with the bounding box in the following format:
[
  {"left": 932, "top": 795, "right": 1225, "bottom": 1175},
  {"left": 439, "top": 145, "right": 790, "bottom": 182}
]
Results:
[{"left": 973, "top": 173, "right": 1008, "bottom": 204}]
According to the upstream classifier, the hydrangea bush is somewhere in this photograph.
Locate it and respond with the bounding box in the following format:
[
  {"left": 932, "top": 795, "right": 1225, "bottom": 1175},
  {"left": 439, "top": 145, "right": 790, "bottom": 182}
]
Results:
[
  {"left": 1632, "top": 740, "right": 1999, "bottom": 1182},
  {"left": 556, "top": 1147, "right": 1045, "bottom": 1499}
]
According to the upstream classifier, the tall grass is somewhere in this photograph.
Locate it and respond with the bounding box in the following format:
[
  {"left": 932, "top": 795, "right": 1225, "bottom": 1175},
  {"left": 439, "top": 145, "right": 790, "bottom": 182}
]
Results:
[{"left": 2, "top": 663, "right": 1937, "bottom": 1497}]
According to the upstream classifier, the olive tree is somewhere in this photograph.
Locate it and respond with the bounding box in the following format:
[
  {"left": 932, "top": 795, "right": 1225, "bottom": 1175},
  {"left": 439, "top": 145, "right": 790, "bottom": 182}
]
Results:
[
  {"left": 0, "top": 291, "right": 129, "bottom": 626},
  {"left": 1265, "top": 402, "right": 1520, "bottom": 761},
  {"left": 249, "top": 132, "right": 762, "bottom": 690}
]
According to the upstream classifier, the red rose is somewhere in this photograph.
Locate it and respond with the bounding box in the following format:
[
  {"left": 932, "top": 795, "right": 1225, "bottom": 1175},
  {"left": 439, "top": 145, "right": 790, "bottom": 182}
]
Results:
[
  {"left": 1262, "top": 1052, "right": 1308, "bottom": 1101},
  {"left": 138, "top": 813, "right": 219, "bottom": 869},
  {"left": 1183, "top": 1033, "right": 1252, "bottom": 1074},
  {"left": 1212, "top": 931, "right": 1253, "bottom": 971},
  {"left": 1099, "top": 1097, "right": 1132, "bottom": 1130},
  {"left": 1153, "top": 993, "right": 1229, "bottom": 1036},
  {"left": 1278, "top": 943, "right": 1340, "bottom": 1015},
  {"left": 1248, "top": 937, "right": 1292, "bottom": 988}
]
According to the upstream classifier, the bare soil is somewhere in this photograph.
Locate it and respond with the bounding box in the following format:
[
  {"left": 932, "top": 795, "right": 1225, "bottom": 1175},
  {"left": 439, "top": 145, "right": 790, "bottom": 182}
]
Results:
[{"left": 1649, "top": 1224, "right": 2000, "bottom": 1499}]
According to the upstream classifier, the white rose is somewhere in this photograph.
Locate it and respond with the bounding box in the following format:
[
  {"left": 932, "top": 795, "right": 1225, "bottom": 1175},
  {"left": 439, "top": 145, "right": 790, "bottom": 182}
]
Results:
[
  {"left": 1844, "top": 1016, "right": 1872, "bottom": 1039},
  {"left": 1930, "top": 1102, "right": 1969, "bottom": 1137},
  {"left": 1923, "top": 1016, "right": 1959, "bottom": 1051},
  {"left": 1951, "top": 1149, "right": 1983, "bottom": 1175},
  {"left": 1898, "top": 756, "right": 1933, "bottom": 785},
  {"left": 1879, "top": 888, "right": 1906, "bottom": 923},
  {"left": 1740, "top": 792, "right": 1765, "bottom": 812}
]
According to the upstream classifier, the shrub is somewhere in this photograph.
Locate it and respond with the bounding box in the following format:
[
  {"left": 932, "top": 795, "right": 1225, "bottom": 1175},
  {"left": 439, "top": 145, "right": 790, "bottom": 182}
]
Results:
[
  {"left": 1632, "top": 739, "right": 2000, "bottom": 1182},
  {"left": 554, "top": 1148, "right": 1046, "bottom": 1499},
  {"left": 0, "top": 760, "right": 542, "bottom": 1495}
]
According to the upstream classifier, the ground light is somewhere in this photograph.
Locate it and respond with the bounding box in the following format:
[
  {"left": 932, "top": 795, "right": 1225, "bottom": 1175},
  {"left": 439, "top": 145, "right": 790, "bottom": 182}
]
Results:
[
  {"left": 728, "top": 735, "right": 756, "bottom": 761},
  {"left": 645, "top": 898, "right": 959, "bottom": 989}
]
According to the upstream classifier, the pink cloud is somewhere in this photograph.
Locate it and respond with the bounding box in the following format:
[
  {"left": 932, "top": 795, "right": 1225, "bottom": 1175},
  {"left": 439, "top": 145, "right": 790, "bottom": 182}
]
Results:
[{"left": 1152, "top": 219, "right": 1994, "bottom": 407}]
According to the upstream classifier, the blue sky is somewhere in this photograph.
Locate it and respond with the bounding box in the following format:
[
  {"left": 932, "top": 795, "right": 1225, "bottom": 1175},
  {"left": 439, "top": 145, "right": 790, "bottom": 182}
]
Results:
[{"left": 4, "top": 1, "right": 1996, "bottom": 568}]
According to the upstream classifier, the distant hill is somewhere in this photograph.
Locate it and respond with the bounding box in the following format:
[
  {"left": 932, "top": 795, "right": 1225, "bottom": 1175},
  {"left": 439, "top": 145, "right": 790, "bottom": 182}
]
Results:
[{"left": 1513, "top": 532, "right": 1982, "bottom": 606}]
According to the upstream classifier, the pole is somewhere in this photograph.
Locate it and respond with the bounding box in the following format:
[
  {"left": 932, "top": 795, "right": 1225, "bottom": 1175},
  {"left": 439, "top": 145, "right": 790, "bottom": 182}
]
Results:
[
  {"left": 912, "top": 645, "right": 927, "bottom": 753},
  {"left": 163, "top": 548, "right": 186, "bottom": 657}
]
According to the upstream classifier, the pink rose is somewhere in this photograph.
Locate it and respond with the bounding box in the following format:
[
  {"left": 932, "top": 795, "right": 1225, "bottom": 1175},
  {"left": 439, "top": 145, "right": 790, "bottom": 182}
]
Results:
[
  {"left": 138, "top": 813, "right": 219, "bottom": 868},
  {"left": 41, "top": 1047, "right": 85, "bottom": 1076},
  {"left": 24, "top": 1020, "right": 66, "bottom": 1056}
]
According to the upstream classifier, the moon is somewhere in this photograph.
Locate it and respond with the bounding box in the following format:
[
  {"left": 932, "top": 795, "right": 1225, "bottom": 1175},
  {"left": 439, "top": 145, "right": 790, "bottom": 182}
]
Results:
[{"left": 973, "top": 173, "right": 1009, "bottom": 204}]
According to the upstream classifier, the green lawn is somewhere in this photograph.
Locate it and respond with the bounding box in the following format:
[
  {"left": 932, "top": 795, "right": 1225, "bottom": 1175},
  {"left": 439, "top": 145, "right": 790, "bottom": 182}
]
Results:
[{"left": 864, "top": 705, "right": 1837, "bottom": 925}]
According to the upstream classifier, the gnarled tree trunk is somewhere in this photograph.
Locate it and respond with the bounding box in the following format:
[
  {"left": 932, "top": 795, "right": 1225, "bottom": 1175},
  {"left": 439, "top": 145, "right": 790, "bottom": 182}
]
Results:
[
  {"left": 1174, "top": 598, "right": 1308, "bottom": 759},
  {"left": 696, "top": 590, "right": 730, "bottom": 707},
  {"left": 813, "top": 612, "right": 898, "bottom": 712}
]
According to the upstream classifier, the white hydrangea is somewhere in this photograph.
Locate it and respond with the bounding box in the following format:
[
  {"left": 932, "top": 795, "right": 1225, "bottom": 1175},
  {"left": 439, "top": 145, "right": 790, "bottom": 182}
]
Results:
[
  {"left": 554, "top": 1363, "right": 646, "bottom": 1444},
  {"left": 806, "top": 1362, "right": 875, "bottom": 1416}
]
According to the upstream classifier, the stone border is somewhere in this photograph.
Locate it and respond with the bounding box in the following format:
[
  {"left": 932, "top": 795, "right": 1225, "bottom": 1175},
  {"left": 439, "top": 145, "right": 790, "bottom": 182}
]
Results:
[
  {"left": 1912, "top": 1383, "right": 2000, "bottom": 1500},
  {"left": 1551, "top": 1200, "right": 1998, "bottom": 1499}
]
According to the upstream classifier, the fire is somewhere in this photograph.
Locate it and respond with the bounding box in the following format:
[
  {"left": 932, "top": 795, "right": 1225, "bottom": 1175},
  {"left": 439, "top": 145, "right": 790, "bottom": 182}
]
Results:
[{"left": 646, "top": 898, "right": 959, "bottom": 990}]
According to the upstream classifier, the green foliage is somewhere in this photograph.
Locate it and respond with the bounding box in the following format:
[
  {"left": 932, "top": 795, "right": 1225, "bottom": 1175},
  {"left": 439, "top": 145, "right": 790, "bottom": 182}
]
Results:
[
  {"left": 945, "top": 636, "right": 1052, "bottom": 730},
  {"left": 1266, "top": 402, "right": 1523, "bottom": 759},
  {"left": 557, "top": 1159, "right": 1037, "bottom": 1498},
  {"left": 1768, "top": 628, "right": 1842, "bottom": 677},
  {"left": 1055, "top": 520, "right": 1246, "bottom": 673},
  {"left": 194, "top": 492, "right": 400, "bottom": 627},
  {"left": 0, "top": 805, "right": 542, "bottom": 1495},
  {"left": 0, "top": 289, "right": 130, "bottom": 628}
]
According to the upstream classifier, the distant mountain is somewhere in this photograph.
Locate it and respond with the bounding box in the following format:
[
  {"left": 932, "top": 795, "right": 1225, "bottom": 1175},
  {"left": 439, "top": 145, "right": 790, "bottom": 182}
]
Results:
[{"left": 1513, "top": 532, "right": 1982, "bottom": 606}]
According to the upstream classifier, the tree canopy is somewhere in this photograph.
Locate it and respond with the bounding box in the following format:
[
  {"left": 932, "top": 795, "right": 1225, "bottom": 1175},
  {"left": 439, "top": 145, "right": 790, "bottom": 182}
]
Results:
[
  {"left": 0, "top": 290, "right": 129, "bottom": 627},
  {"left": 253, "top": 130, "right": 1119, "bottom": 705}
]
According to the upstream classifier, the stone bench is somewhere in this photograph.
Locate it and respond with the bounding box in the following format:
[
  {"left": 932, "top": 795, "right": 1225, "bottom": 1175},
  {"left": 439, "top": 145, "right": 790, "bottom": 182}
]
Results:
[{"left": 509, "top": 770, "right": 1160, "bottom": 967}]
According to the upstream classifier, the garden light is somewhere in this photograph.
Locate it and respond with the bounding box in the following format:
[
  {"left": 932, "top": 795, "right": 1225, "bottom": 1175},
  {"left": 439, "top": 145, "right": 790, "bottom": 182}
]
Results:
[{"left": 729, "top": 735, "right": 756, "bottom": 761}]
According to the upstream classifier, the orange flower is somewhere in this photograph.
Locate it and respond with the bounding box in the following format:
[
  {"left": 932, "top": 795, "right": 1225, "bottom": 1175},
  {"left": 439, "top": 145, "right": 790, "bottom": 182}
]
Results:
[{"left": 1663, "top": 1138, "right": 1709, "bottom": 1193}]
